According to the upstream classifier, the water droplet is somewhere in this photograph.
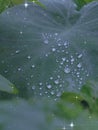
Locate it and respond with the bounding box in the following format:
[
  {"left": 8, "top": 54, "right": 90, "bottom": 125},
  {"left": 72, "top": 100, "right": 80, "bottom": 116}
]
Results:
[
  {"left": 54, "top": 79, "right": 59, "bottom": 84},
  {"left": 31, "top": 65, "right": 35, "bottom": 68},
  {"left": 64, "top": 67, "right": 70, "bottom": 73},
  {"left": 62, "top": 57, "right": 66, "bottom": 61},
  {"left": 32, "top": 86, "right": 35, "bottom": 90},
  {"left": 20, "top": 31, "right": 23, "bottom": 34},
  {"left": 4, "top": 70, "right": 8, "bottom": 73},
  {"left": 54, "top": 33, "right": 58, "bottom": 36},
  {"left": 58, "top": 43, "right": 61, "bottom": 46},
  {"left": 27, "top": 82, "right": 30, "bottom": 86},
  {"left": 24, "top": 2, "right": 29, "bottom": 8},
  {"left": 77, "top": 74, "right": 80, "bottom": 78},
  {"left": 45, "top": 54, "right": 48, "bottom": 57},
  {"left": 66, "top": 51, "right": 68, "bottom": 54},
  {"left": 77, "top": 63, "right": 82, "bottom": 68},
  {"left": 66, "top": 60, "right": 69, "bottom": 62},
  {"left": 47, "top": 84, "right": 52, "bottom": 89},
  {"left": 52, "top": 48, "right": 56, "bottom": 52},
  {"left": 64, "top": 42, "right": 68, "bottom": 46},
  {"left": 27, "top": 56, "right": 31, "bottom": 59},
  {"left": 50, "top": 77, "right": 53, "bottom": 80},
  {"left": 39, "top": 82, "right": 43, "bottom": 86},
  {"left": 56, "top": 92, "right": 61, "bottom": 97},
  {"left": 79, "top": 81, "right": 82, "bottom": 84},
  {"left": 78, "top": 54, "right": 83, "bottom": 58},
  {"left": 59, "top": 84, "right": 63, "bottom": 87},
  {"left": 45, "top": 91, "right": 48, "bottom": 94},
  {"left": 51, "top": 91, "right": 55, "bottom": 95},
  {"left": 39, "top": 87, "right": 42, "bottom": 90},
  {"left": 71, "top": 58, "right": 75, "bottom": 62},
  {"left": 15, "top": 50, "right": 20, "bottom": 54},
  {"left": 84, "top": 41, "right": 87, "bottom": 44},
  {"left": 1, "top": 60, "right": 4, "bottom": 63},
  {"left": 62, "top": 50, "right": 65, "bottom": 52},
  {"left": 70, "top": 122, "right": 74, "bottom": 128},
  {"left": 6, "top": 11, "right": 10, "bottom": 15},
  {"left": 44, "top": 39, "right": 49, "bottom": 44},
  {"left": 60, "top": 62, "right": 63, "bottom": 65},
  {"left": 18, "top": 68, "right": 21, "bottom": 71},
  {"left": 30, "top": 75, "right": 33, "bottom": 78},
  {"left": 57, "top": 75, "right": 60, "bottom": 78},
  {"left": 80, "top": 77, "right": 83, "bottom": 81},
  {"left": 86, "top": 73, "right": 89, "bottom": 77},
  {"left": 40, "top": 93, "right": 42, "bottom": 96}
]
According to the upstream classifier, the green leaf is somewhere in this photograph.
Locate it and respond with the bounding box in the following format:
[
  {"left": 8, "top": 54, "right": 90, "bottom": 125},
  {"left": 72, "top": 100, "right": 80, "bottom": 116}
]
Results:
[
  {"left": 59, "top": 81, "right": 98, "bottom": 118},
  {"left": 74, "top": 0, "right": 94, "bottom": 10},
  {"left": 0, "top": 0, "right": 98, "bottom": 98},
  {"left": 0, "top": 0, "right": 13, "bottom": 13},
  {"left": 0, "top": 0, "right": 46, "bottom": 13},
  {"left": 61, "top": 92, "right": 83, "bottom": 103},
  {"left": 54, "top": 100, "right": 83, "bottom": 119},
  {"left": 32, "top": 0, "right": 46, "bottom": 9},
  {"left": 0, "top": 74, "right": 18, "bottom": 94},
  {"left": 80, "top": 83, "right": 93, "bottom": 97}
]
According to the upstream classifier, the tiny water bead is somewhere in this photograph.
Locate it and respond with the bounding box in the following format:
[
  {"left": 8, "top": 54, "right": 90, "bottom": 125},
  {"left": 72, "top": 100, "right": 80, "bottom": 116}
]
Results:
[
  {"left": 27, "top": 55, "right": 31, "bottom": 59},
  {"left": 52, "top": 48, "right": 56, "bottom": 52},
  {"left": 32, "top": 86, "right": 35, "bottom": 90},
  {"left": 54, "top": 79, "right": 59, "bottom": 84},
  {"left": 17, "top": 67, "right": 21, "bottom": 71},
  {"left": 38, "top": 82, "right": 42, "bottom": 86},
  {"left": 50, "top": 91, "right": 55, "bottom": 95},
  {"left": 50, "top": 77, "right": 53, "bottom": 80},
  {"left": 44, "top": 39, "right": 49, "bottom": 44},
  {"left": 61, "top": 121, "right": 75, "bottom": 130},
  {"left": 64, "top": 67, "right": 71, "bottom": 74},
  {"left": 78, "top": 54, "right": 83, "bottom": 58},
  {"left": 47, "top": 84, "right": 52, "bottom": 89},
  {"left": 77, "top": 63, "right": 82, "bottom": 68},
  {"left": 20, "top": 31, "right": 23, "bottom": 34},
  {"left": 31, "top": 64, "right": 35, "bottom": 68},
  {"left": 30, "top": 38, "right": 90, "bottom": 97},
  {"left": 70, "top": 122, "right": 74, "bottom": 128},
  {"left": 62, "top": 57, "right": 66, "bottom": 62},
  {"left": 24, "top": 2, "right": 29, "bottom": 8},
  {"left": 15, "top": 50, "right": 20, "bottom": 54}
]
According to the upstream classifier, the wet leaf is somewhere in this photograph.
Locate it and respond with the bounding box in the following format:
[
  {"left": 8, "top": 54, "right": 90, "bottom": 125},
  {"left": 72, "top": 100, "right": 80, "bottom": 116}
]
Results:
[
  {"left": 61, "top": 92, "right": 83, "bottom": 100},
  {"left": 0, "top": 0, "right": 98, "bottom": 99},
  {"left": 0, "top": 74, "right": 18, "bottom": 94},
  {"left": 80, "top": 84, "right": 93, "bottom": 97},
  {"left": 74, "top": 0, "right": 94, "bottom": 10}
]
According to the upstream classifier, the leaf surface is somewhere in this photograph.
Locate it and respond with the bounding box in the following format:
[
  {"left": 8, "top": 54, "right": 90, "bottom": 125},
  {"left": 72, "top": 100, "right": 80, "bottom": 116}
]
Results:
[
  {"left": 0, "top": 74, "right": 18, "bottom": 94},
  {"left": 0, "top": 0, "right": 98, "bottom": 98}
]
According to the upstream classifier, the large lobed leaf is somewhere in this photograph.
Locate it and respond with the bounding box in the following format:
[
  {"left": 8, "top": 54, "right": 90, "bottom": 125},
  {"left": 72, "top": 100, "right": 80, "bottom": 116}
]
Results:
[{"left": 0, "top": 0, "right": 98, "bottom": 98}]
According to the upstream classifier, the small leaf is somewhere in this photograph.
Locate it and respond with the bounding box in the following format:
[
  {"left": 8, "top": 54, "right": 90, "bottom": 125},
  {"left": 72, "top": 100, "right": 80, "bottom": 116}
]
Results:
[
  {"left": 54, "top": 100, "right": 83, "bottom": 119},
  {"left": 74, "top": 0, "right": 94, "bottom": 10},
  {"left": 80, "top": 83, "right": 93, "bottom": 97},
  {"left": 0, "top": 0, "right": 13, "bottom": 13},
  {"left": 0, "top": 74, "right": 18, "bottom": 94},
  {"left": 61, "top": 92, "right": 83, "bottom": 104},
  {"left": 32, "top": 0, "right": 46, "bottom": 9}
]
